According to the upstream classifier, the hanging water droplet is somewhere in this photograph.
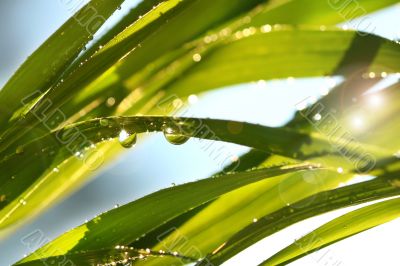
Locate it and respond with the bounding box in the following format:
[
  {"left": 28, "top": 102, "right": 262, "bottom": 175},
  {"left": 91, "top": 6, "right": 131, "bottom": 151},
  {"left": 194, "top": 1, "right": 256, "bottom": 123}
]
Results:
[
  {"left": 163, "top": 125, "right": 189, "bottom": 145},
  {"left": 118, "top": 129, "right": 137, "bottom": 148},
  {"left": 53, "top": 167, "right": 59, "bottom": 173}
]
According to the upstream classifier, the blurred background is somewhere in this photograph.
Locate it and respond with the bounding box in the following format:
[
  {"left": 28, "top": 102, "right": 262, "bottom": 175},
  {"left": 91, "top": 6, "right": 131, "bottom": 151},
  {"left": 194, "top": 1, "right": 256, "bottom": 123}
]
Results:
[{"left": 0, "top": 1, "right": 399, "bottom": 265}]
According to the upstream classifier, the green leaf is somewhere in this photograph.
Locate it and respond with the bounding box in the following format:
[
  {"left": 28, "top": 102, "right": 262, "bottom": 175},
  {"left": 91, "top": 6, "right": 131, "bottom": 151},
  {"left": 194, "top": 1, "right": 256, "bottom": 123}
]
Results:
[
  {"left": 16, "top": 164, "right": 313, "bottom": 264},
  {"left": 0, "top": 0, "right": 124, "bottom": 128},
  {"left": 262, "top": 196, "right": 400, "bottom": 266},
  {"left": 200, "top": 176, "right": 400, "bottom": 265}
]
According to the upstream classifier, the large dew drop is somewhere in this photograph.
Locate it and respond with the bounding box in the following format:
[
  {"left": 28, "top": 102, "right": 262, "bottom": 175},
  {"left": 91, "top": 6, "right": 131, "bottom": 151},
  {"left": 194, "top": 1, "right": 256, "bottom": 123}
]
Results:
[
  {"left": 162, "top": 125, "right": 189, "bottom": 145},
  {"left": 118, "top": 129, "right": 137, "bottom": 148}
]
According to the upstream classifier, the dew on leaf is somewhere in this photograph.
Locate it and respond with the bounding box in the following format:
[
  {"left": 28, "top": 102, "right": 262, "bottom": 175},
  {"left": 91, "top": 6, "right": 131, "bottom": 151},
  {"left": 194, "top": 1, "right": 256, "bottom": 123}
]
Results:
[
  {"left": 99, "top": 118, "right": 109, "bottom": 127},
  {"left": 118, "top": 129, "right": 137, "bottom": 148},
  {"left": 16, "top": 146, "right": 24, "bottom": 154},
  {"left": 162, "top": 125, "right": 189, "bottom": 145}
]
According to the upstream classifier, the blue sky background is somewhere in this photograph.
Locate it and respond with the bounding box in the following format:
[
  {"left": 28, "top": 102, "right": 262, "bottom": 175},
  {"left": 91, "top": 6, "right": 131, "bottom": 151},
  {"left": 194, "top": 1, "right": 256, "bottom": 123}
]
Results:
[{"left": 0, "top": 1, "right": 399, "bottom": 265}]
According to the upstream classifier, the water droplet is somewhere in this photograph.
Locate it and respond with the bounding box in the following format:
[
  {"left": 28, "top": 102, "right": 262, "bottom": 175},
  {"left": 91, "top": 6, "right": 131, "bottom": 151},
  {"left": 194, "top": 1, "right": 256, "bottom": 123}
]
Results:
[
  {"left": 16, "top": 146, "right": 24, "bottom": 154},
  {"left": 53, "top": 167, "right": 59, "bottom": 173},
  {"left": 99, "top": 118, "right": 109, "bottom": 126},
  {"left": 261, "top": 24, "right": 272, "bottom": 33},
  {"left": 106, "top": 97, "right": 116, "bottom": 107},
  {"left": 118, "top": 129, "right": 137, "bottom": 148},
  {"left": 192, "top": 53, "right": 202, "bottom": 62},
  {"left": 188, "top": 94, "right": 198, "bottom": 104},
  {"left": 313, "top": 113, "right": 322, "bottom": 121},
  {"left": 253, "top": 218, "right": 258, "bottom": 223},
  {"left": 163, "top": 125, "right": 189, "bottom": 145},
  {"left": 117, "top": 6, "right": 121, "bottom": 10},
  {"left": 337, "top": 167, "right": 344, "bottom": 174},
  {"left": 19, "top": 198, "right": 27, "bottom": 205}
]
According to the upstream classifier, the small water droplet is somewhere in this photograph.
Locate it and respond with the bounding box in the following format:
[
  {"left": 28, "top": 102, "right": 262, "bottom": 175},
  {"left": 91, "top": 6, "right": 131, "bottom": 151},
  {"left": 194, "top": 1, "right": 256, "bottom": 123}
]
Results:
[
  {"left": 192, "top": 53, "right": 202, "bottom": 62},
  {"left": 106, "top": 97, "right": 116, "bottom": 107},
  {"left": 261, "top": 24, "right": 272, "bottom": 33},
  {"left": 99, "top": 118, "right": 109, "bottom": 126},
  {"left": 118, "top": 129, "right": 137, "bottom": 148},
  {"left": 16, "top": 146, "right": 24, "bottom": 154},
  {"left": 313, "top": 113, "right": 322, "bottom": 121},
  {"left": 19, "top": 199, "right": 27, "bottom": 205},
  {"left": 188, "top": 94, "right": 198, "bottom": 104},
  {"left": 53, "top": 167, "right": 59, "bottom": 173},
  {"left": 163, "top": 125, "right": 189, "bottom": 145}
]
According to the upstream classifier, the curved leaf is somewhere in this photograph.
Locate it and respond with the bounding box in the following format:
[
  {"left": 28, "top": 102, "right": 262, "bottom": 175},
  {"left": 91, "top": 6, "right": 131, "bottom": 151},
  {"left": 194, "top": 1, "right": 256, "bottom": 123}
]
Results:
[{"left": 261, "top": 197, "right": 400, "bottom": 265}]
